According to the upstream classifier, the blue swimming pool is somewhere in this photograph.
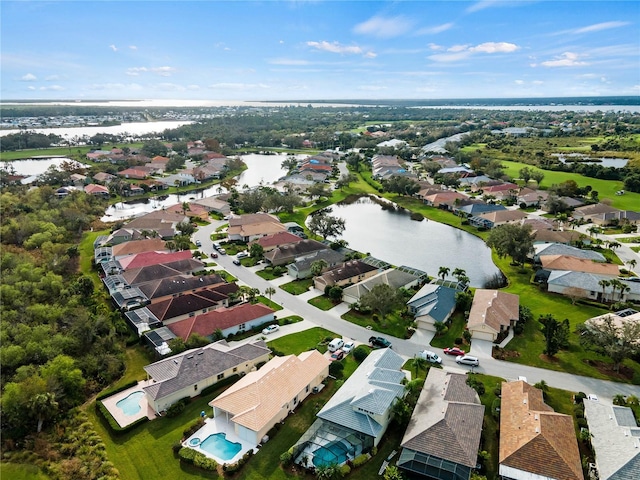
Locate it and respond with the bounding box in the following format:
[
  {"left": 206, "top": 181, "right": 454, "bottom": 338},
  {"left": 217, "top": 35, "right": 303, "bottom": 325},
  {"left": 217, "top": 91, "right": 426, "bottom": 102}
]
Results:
[
  {"left": 115, "top": 391, "right": 145, "bottom": 416},
  {"left": 313, "top": 440, "right": 351, "bottom": 467},
  {"left": 199, "top": 433, "right": 242, "bottom": 461}
]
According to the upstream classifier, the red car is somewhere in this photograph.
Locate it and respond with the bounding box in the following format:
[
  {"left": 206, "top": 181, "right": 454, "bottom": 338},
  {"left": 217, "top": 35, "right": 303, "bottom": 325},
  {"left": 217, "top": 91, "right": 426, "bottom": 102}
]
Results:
[
  {"left": 443, "top": 346, "right": 465, "bottom": 356},
  {"left": 330, "top": 350, "right": 345, "bottom": 361}
]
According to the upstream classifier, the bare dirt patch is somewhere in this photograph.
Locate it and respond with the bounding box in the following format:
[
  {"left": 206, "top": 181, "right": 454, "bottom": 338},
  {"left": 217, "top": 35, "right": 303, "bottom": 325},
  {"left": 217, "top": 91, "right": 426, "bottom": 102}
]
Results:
[{"left": 583, "top": 359, "right": 635, "bottom": 382}]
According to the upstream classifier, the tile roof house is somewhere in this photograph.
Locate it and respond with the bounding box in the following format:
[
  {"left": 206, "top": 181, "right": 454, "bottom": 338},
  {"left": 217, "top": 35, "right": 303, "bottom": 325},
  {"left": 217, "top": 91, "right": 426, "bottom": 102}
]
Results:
[
  {"left": 249, "top": 231, "right": 304, "bottom": 253},
  {"left": 573, "top": 203, "right": 620, "bottom": 221},
  {"left": 210, "top": 350, "right": 329, "bottom": 446},
  {"left": 121, "top": 259, "right": 205, "bottom": 286},
  {"left": 125, "top": 308, "right": 162, "bottom": 336},
  {"left": 143, "top": 339, "right": 271, "bottom": 414},
  {"left": 117, "top": 166, "right": 153, "bottom": 179},
  {"left": 532, "top": 229, "right": 582, "bottom": 245},
  {"left": 227, "top": 213, "right": 287, "bottom": 242},
  {"left": 165, "top": 202, "right": 210, "bottom": 222},
  {"left": 422, "top": 191, "right": 468, "bottom": 210},
  {"left": 540, "top": 255, "right": 620, "bottom": 276},
  {"left": 291, "top": 348, "right": 406, "bottom": 469},
  {"left": 146, "top": 283, "right": 239, "bottom": 325},
  {"left": 93, "top": 172, "right": 117, "bottom": 183},
  {"left": 111, "top": 238, "right": 168, "bottom": 259},
  {"left": 407, "top": 283, "right": 460, "bottom": 332},
  {"left": 584, "top": 309, "right": 640, "bottom": 343},
  {"left": 533, "top": 243, "right": 606, "bottom": 263},
  {"left": 191, "top": 196, "right": 231, "bottom": 216},
  {"left": 341, "top": 266, "right": 427, "bottom": 304},
  {"left": 314, "top": 260, "right": 379, "bottom": 291},
  {"left": 583, "top": 399, "right": 640, "bottom": 480},
  {"left": 137, "top": 273, "right": 226, "bottom": 303},
  {"left": 546, "top": 271, "right": 640, "bottom": 302},
  {"left": 287, "top": 249, "right": 346, "bottom": 279},
  {"left": 397, "top": 369, "right": 485, "bottom": 480},
  {"left": 167, "top": 302, "right": 275, "bottom": 340},
  {"left": 467, "top": 289, "right": 519, "bottom": 342},
  {"left": 470, "top": 209, "right": 528, "bottom": 229},
  {"left": 118, "top": 250, "right": 194, "bottom": 271},
  {"left": 456, "top": 202, "right": 506, "bottom": 217},
  {"left": 499, "top": 381, "right": 583, "bottom": 480},
  {"left": 264, "top": 239, "right": 329, "bottom": 267},
  {"left": 84, "top": 183, "right": 110, "bottom": 197}
]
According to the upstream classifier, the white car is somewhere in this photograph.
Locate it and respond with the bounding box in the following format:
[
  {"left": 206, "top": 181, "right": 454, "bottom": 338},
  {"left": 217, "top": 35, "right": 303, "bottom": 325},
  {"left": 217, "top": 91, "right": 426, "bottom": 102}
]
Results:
[
  {"left": 587, "top": 394, "right": 598, "bottom": 401},
  {"left": 455, "top": 355, "right": 479, "bottom": 367},
  {"left": 262, "top": 324, "right": 279, "bottom": 335},
  {"left": 342, "top": 341, "right": 356, "bottom": 354},
  {"left": 418, "top": 350, "right": 442, "bottom": 364}
]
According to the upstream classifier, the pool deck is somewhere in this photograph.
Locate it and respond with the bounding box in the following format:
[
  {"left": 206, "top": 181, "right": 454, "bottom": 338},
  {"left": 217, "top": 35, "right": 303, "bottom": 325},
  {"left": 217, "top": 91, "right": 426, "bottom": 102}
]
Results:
[
  {"left": 184, "top": 416, "right": 258, "bottom": 466},
  {"left": 101, "top": 380, "right": 156, "bottom": 428}
]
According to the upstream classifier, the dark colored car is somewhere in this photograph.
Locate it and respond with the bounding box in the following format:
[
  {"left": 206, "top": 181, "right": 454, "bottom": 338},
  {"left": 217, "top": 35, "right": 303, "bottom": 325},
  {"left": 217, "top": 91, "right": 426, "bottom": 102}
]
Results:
[
  {"left": 443, "top": 346, "right": 465, "bottom": 356},
  {"left": 211, "top": 252, "right": 218, "bottom": 258},
  {"left": 232, "top": 259, "right": 241, "bottom": 266},
  {"left": 369, "top": 336, "right": 392, "bottom": 349}
]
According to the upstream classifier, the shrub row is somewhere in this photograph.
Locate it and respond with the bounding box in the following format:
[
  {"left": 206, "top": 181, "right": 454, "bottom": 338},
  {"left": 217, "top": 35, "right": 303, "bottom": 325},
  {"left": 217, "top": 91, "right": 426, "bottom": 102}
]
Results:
[
  {"left": 182, "top": 418, "right": 205, "bottom": 440},
  {"left": 96, "top": 401, "right": 149, "bottom": 433},
  {"left": 178, "top": 447, "right": 217, "bottom": 471},
  {"left": 352, "top": 453, "right": 371, "bottom": 468},
  {"left": 223, "top": 449, "right": 254, "bottom": 474},
  {"left": 95, "top": 380, "right": 140, "bottom": 401},
  {"left": 165, "top": 396, "right": 191, "bottom": 418}
]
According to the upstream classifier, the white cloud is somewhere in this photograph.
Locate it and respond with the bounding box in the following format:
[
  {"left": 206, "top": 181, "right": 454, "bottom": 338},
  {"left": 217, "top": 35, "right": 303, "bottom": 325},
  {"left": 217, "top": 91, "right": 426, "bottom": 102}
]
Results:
[
  {"left": 428, "top": 41, "right": 519, "bottom": 62},
  {"left": 27, "top": 86, "right": 36, "bottom": 90},
  {"left": 428, "top": 43, "right": 444, "bottom": 51},
  {"left": 154, "top": 83, "right": 186, "bottom": 91},
  {"left": 353, "top": 15, "right": 413, "bottom": 38},
  {"left": 307, "top": 41, "right": 375, "bottom": 57},
  {"left": 109, "top": 44, "right": 118, "bottom": 52},
  {"left": 39, "top": 85, "right": 64, "bottom": 91},
  {"left": 129, "top": 45, "right": 138, "bottom": 50},
  {"left": 536, "top": 52, "right": 588, "bottom": 68},
  {"left": 21, "top": 73, "right": 37, "bottom": 81},
  {"left": 573, "top": 21, "right": 630, "bottom": 34},
  {"left": 532, "top": 80, "right": 544, "bottom": 85},
  {"left": 152, "top": 66, "right": 176, "bottom": 76},
  {"left": 466, "top": 1, "right": 502, "bottom": 13},
  {"left": 514, "top": 80, "right": 524, "bottom": 85},
  {"left": 89, "top": 83, "right": 143, "bottom": 91},
  {"left": 417, "top": 23, "right": 454, "bottom": 35},
  {"left": 187, "top": 84, "right": 200, "bottom": 90},
  {"left": 45, "top": 75, "right": 59, "bottom": 81},
  {"left": 208, "top": 83, "right": 270, "bottom": 90},
  {"left": 126, "top": 66, "right": 176, "bottom": 76}
]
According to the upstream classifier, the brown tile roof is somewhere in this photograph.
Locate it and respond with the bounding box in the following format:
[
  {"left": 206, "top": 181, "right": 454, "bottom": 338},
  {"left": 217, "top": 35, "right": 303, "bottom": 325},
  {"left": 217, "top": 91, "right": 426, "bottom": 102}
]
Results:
[
  {"left": 532, "top": 229, "right": 582, "bottom": 244},
  {"left": 467, "top": 289, "right": 519, "bottom": 334},
  {"left": 228, "top": 213, "right": 281, "bottom": 227},
  {"left": 540, "top": 255, "right": 620, "bottom": 275},
  {"left": 477, "top": 209, "right": 528, "bottom": 224},
  {"left": 250, "top": 231, "right": 303, "bottom": 249},
  {"left": 227, "top": 221, "right": 286, "bottom": 239},
  {"left": 209, "top": 350, "right": 330, "bottom": 433},
  {"left": 500, "top": 381, "right": 583, "bottom": 480},
  {"left": 168, "top": 302, "right": 273, "bottom": 339},
  {"left": 112, "top": 238, "right": 168, "bottom": 257},
  {"left": 118, "top": 250, "right": 193, "bottom": 270}
]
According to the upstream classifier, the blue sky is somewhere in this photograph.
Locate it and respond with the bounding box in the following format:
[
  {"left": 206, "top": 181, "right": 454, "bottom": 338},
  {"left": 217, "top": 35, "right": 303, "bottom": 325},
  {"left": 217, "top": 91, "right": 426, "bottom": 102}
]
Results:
[{"left": 1, "top": 1, "right": 639, "bottom": 101}]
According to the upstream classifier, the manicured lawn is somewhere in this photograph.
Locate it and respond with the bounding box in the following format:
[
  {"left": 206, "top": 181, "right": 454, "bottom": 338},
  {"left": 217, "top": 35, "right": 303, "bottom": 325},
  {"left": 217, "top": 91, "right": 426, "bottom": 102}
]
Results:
[
  {"left": 267, "top": 326, "right": 335, "bottom": 355},
  {"left": 341, "top": 308, "right": 411, "bottom": 339},
  {"left": 429, "top": 312, "right": 470, "bottom": 351},
  {"left": 280, "top": 278, "right": 314, "bottom": 295},
  {"left": 499, "top": 160, "right": 640, "bottom": 210},
  {"left": 257, "top": 295, "right": 284, "bottom": 311},
  {"left": 0, "top": 463, "right": 49, "bottom": 480},
  {"left": 307, "top": 295, "right": 339, "bottom": 311},
  {"left": 256, "top": 267, "right": 287, "bottom": 280},
  {"left": 473, "top": 373, "right": 505, "bottom": 479}
]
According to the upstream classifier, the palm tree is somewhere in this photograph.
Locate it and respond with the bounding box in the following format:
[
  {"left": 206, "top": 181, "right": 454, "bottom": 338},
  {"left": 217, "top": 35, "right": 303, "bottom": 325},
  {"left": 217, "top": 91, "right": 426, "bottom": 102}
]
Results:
[
  {"left": 264, "top": 287, "right": 276, "bottom": 301},
  {"left": 609, "top": 241, "right": 621, "bottom": 251},
  {"left": 181, "top": 201, "right": 190, "bottom": 216},
  {"left": 452, "top": 268, "right": 467, "bottom": 282},
  {"left": 438, "top": 266, "right": 450, "bottom": 281},
  {"left": 627, "top": 259, "right": 638, "bottom": 271},
  {"left": 29, "top": 392, "right": 59, "bottom": 433},
  {"left": 598, "top": 279, "right": 611, "bottom": 303},
  {"left": 587, "top": 225, "right": 601, "bottom": 238},
  {"left": 310, "top": 259, "right": 328, "bottom": 277},
  {"left": 413, "top": 356, "right": 427, "bottom": 378}
]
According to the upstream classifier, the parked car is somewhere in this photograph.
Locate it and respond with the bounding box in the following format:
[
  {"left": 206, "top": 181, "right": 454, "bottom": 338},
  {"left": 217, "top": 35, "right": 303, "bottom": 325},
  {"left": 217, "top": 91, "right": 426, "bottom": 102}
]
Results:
[
  {"left": 330, "top": 350, "right": 345, "bottom": 361},
  {"left": 342, "top": 341, "right": 355, "bottom": 354},
  {"left": 211, "top": 252, "right": 218, "bottom": 258},
  {"left": 233, "top": 259, "right": 241, "bottom": 266},
  {"left": 328, "top": 338, "right": 344, "bottom": 353},
  {"left": 443, "top": 346, "right": 465, "bottom": 356},
  {"left": 369, "top": 336, "right": 391, "bottom": 349},
  {"left": 455, "top": 355, "right": 479, "bottom": 367},
  {"left": 418, "top": 350, "right": 442, "bottom": 364},
  {"left": 262, "top": 324, "right": 279, "bottom": 335},
  {"left": 236, "top": 251, "right": 249, "bottom": 259},
  {"left": 195, "top": 240, "right": 202, "bottom": 247},
  {"left": 218, "top": 248, "right": 226, "bottom": 255}
]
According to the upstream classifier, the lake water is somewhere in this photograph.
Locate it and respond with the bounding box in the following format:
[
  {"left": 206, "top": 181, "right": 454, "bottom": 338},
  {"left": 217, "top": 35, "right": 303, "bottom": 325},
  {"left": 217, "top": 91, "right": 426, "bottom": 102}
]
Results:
[
  {"left": 331, "top": 196, "right": 500, "bottom": 287},
  {"left": 553, "top": 153, "right": 628, "bottom": 169},
  {"left": 0, "top": 120, "right": 194, "bottom": 139}
]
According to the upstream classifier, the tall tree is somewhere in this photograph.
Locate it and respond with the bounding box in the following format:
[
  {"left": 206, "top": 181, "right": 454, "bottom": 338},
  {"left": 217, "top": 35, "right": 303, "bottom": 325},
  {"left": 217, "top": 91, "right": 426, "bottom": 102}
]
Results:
[
  {"left": 486, "top": 223, "right": 535, "bottom": 266},
  {"left": 308, "top": 211, "right": 346, "bottom": 240},
  {"left": 539, "top": 314, "right": 569, "bottom": 357},
  {"left": 579, "top": 315, "right": 640, "bottom": 372},
  {"left": 359, "top": 283, "right": 403, "bottom": 321},
  {"left": 438, "top": 266, "right": 450, "bottom": 280},
  {"left": 310, "top": 259, "right": 328, "bottom": 277}
]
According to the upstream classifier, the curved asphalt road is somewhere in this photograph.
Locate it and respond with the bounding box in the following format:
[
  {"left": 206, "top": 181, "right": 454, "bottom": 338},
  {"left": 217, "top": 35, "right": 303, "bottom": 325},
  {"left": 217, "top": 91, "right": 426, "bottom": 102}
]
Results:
[{"left": 194, "top": 221, "right": 640, "bottom": 403}]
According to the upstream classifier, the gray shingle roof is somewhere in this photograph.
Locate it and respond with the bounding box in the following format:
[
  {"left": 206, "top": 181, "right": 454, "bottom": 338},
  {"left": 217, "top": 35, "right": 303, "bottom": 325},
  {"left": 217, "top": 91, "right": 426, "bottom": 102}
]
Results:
[
  {"left": 534, "top": 243, "right": 606, "bottom": 262},
  {"left": 408, "top": 284, "right": 458, "bottom": 322}
]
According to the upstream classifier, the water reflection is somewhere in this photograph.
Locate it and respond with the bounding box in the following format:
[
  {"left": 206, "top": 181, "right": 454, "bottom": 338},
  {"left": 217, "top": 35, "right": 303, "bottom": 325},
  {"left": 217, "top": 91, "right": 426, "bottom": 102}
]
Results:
[{"left": 332, "top": 196, "right": 500, "bottom": 287}]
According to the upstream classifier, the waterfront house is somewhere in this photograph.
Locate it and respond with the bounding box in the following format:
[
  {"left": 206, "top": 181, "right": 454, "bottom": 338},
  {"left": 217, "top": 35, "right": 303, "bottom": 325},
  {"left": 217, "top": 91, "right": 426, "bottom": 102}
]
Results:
[
  {"left": 407, "top": 283, "right": 459, "bottom": 332},
  {"left": 264, "top": 239, "right": 328, "bottom": 267},
  {"left": 313, "top": 259, "right": 379, "bottom": 291},
  {"left": 467, "top": 289, "right": 519, "bottom": 342}
]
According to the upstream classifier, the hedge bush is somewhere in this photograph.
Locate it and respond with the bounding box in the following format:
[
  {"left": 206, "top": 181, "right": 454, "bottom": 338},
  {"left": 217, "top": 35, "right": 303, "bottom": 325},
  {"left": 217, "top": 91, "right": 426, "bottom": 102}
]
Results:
[
  {"left": 178, "top": 447, "right": 217, "bottom": 471},
  {"left": 96, "top": 380, "right": 140, "bottom": 401},
  {"left": 352, "top": 453, "right": 370, "bottom": 468},
  {"left": 96, "top": 401, "right": 149, "bottom": 433},
  {"left": 340, "top": 464, "right": 352, "bottom": 476},
  {"left": 183, "top": 418, "right": 205, "bottom": 439}
]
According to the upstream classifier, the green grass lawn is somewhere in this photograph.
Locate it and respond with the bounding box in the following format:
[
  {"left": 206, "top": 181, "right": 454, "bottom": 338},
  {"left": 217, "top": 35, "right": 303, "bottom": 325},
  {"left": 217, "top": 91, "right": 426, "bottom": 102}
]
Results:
[
  {"left": 257, "top": 295, "right": 284, "bottom": 311},
  {"left": 307, "top": 295, "right": 339, "bottom": 311},
  {"left": 256, "top": 267, "right": 287, "bottom": 280},
  {"left": 499, "top": 160, "right": 640, "bottom": 210},
  {"left": 429, "top": 312, "right": 470, "bottom": 351},
  {"left": 341, "top": 308, "right": 411, "bottom": 339},
  {"left": 267, "top": 326, "right": 335, "bottom": 355},
  {"left": 279, "top": 278, "right": 314, "bottom": 295},
  {"left": 473, "top": 373, "right": 505, "bottom": 479},
  {"left": 0, "top": 463, "right": 49, "bottom": 480}
]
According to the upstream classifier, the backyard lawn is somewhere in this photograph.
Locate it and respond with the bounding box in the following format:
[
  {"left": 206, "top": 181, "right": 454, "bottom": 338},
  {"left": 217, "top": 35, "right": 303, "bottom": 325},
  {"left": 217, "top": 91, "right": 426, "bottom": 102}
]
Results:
[
  {"left": 429, "top": 312, "right": 470, "bottom": 351},
  {"left": 0, "top": 463, "right": 49, "bottom": 480},
  {"left": 341, "top": 308, "right": 412, "bottom": 339}
]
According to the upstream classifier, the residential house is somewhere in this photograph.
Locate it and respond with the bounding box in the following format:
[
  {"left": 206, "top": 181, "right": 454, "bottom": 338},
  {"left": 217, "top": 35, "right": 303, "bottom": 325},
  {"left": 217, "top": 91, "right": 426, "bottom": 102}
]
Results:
[
  {"left": 458, "top": 174, "right": 493, "bottom": 187},
  {"left": 210, "top": 350, "right": 329, "bottom": 446},
  {"left": 407, "top": 283, "right": 460, "bottom": 332},
  {"left": 84, "top": 183, "right": 109, "bottom": 198},
  {"left": 250, "top": 231, "right": 304, "bottom": 253},
  {"left": 118, "top": 250, "right": 194, "bottom": 271},
  {"left": 475, "top": 182, "right": 519, "bottom": 195},
  {"left": 143, "top": 339, "right": 271, "bottom": 414},
  {"left": 532, "top": 243, "right": 606, "bottom": 263},
  {"left": 291, "top": 348, "right": 407, "bottom": 469},
  {"left": 397, "top": 369, "right": 485, "bottom": 480},
  {"left": 287, "top": 249, "right": 345, "bottom": 279},
  {"left": 123, "top": 211, "right": 190, "bottom": 239},
  {"left": 117, "top": 166, "right": 153, "bottom": 180},
  {"left": 422, "top": 191, "right": 468, "bottom": 210},
  {"left": 55, "top": 186, "right": 78, "bottom": 198},
  {"left": 467, "top": 289, "right": 519, "bottom": 342},
  {"left": 264, "top": 239, "right": 328, "bottom": 267},
  {"left": 191, "top": 196, "right": 231, "bottom": 216},
  {"left": 121, "top": 259, "right": 205, "bottom": 286},
  {"left": 583, "top": 399, "right": 640, "bottom": 480},
  {"left": 165, "top": 202, "right": 210, "bottom": 222},
  {"left": 94, "top": 246, "right": 113, "bottom": 264},
  {"left": 573, "top": 203, "right": 620, "bottom": 223},
  {"left": 93, "top": 172, "right": 116, "bottom": 184},
  {"left": 532, "top": 229, "right": 582, "bottom": 245},
  {"left": 470, "top": 210, "right": 527, "bottom": 229},
  {"left": 167, "top": 302, "right": 275, "bottom": 340},
  {"left": 227, "top": 213, "right": 286, "bottom": 242},
  {"left": 111, "top": 238, "right": 168, "bottom": 259},
  {"left": 125, "top": 309, "right": 162, "bottom": 336},
  {"left": 517, "top": 188, "right": 549, "bottom": 207},
  {"left": 110, "top": 287, "right": 149, "bottom": 312},
  {"left": 314, "top": 260, "right": 379, "bottom": 292},
  {"left": 546, "top": 271, "right": 640, "bottom": 302},
  {"left": 137, "top": 273, "right": 226, "bottom": 304},
  {"left": 455, "top": 202, "right": 506, "bottom": 218},
  {"left": 539, "top": 255, "right": 620, "bottom": 276},
  {"left": 125, "top": 185, "right": 145, "bottom": 196},
  {"left": 584, "top": 309, "right": 640, "bottom": 342},
  {"left": 161, "top": 172, "right": 197, "bottom": 187},
  {"left": 299, "top": 162, "right": 333, "bottom": 175},
  {"left": 377, "top": 139, "right": 408, "bottom": 148},
  {"left": 146, "top": 282, "right": 239, "bottom": 325},
  {"left": 141, "top": 326, "right": 176, "bottom": 356},
  {"left": 341, "top": 265, "right": 427, "bottom": 304},
  {"left": 499, "top": 380, "right": 583, "bottom": 480}
]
